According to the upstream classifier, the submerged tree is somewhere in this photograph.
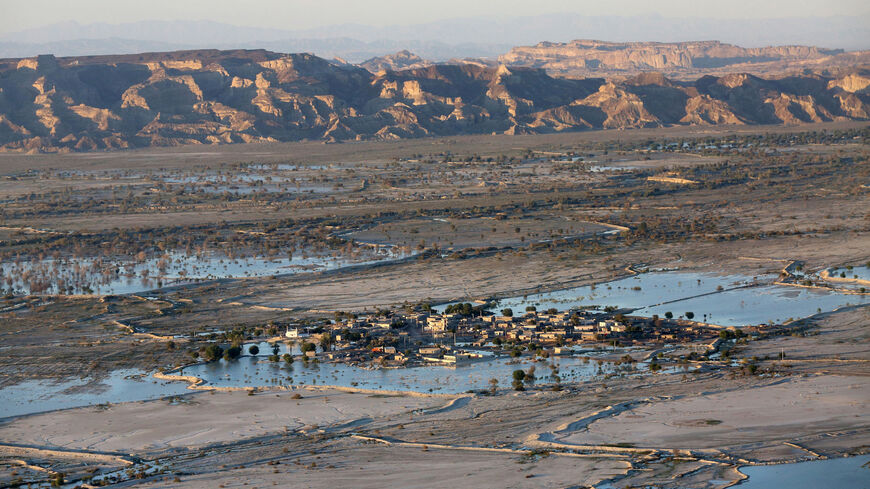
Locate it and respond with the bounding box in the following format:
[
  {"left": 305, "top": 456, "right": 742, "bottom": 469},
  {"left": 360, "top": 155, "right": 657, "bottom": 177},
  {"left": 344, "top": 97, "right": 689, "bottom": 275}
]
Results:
[
  {"left": 512, "top": 369, "right": 526, "bottom": 391},
  {"left": 201, "top": 344, "right": 223, "bottom": 362}
]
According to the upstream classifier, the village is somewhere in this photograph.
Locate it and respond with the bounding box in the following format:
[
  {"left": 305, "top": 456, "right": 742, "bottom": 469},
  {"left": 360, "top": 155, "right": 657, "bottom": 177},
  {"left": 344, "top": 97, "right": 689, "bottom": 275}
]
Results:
[{"left": 275, "top": 303, "right": 751, "bottom": 371}]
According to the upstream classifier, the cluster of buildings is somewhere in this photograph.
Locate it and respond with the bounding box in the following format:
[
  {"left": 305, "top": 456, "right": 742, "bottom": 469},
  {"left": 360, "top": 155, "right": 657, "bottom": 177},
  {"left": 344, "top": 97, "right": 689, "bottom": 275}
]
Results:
[{"left": 283, "top": 305, "right": 721, "bottom": 367}]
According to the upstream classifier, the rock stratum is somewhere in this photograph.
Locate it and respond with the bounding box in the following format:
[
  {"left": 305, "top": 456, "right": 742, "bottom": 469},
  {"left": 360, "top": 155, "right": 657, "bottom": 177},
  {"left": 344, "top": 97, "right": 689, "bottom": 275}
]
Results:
[{"left": 0, "top": 49, "right": 868, "bottom": 153}]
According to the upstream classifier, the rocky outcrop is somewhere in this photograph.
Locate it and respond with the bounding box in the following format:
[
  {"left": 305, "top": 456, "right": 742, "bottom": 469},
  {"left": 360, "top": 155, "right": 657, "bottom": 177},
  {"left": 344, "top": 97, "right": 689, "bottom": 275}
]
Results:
[
  {"left": 0, "top": 49, "right": 867, "bottom": 152},
  {"left": 360, "top": 50, "right": 433, "bottom": 74}
]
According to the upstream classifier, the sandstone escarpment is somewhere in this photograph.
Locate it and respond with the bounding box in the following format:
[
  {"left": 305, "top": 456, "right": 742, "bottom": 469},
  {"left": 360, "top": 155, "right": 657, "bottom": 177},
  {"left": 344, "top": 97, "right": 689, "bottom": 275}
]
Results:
[
  {"left": 500, "top": 40, "right": 867, "bottom": 79},
  {"left": 0, "top": 49, "right": 867, "bottom": 152}
]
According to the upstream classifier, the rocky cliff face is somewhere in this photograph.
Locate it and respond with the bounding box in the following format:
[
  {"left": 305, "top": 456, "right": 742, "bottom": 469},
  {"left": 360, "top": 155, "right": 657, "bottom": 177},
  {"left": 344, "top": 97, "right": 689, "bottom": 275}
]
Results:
[
  {"left": 500, "top": 40, "right": 865, "bottom": 78},
  {"left": 0, "top": 49, "right": 867, "bottom": 152}
]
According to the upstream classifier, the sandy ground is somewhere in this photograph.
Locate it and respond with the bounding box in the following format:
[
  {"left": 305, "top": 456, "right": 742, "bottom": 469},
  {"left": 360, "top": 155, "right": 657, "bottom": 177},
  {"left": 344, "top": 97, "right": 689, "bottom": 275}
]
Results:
[
  {"left": 555, "top": 375, "right": 870, "bottom": 451},
  {"left": 0, "top": 389, "right": 443, "bottom": 454},
  {"left": 347, "top": 216, "right": 610, "bottom": 250},
  {"left": 129, "top": 439, "right": 629, "bottom": 489}
]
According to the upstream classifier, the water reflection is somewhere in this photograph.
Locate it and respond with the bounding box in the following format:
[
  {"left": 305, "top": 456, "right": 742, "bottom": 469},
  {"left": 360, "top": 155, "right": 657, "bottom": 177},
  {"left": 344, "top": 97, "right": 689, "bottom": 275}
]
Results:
[{"left": 182, "top": 349, "right": 653, "bottom": 394}]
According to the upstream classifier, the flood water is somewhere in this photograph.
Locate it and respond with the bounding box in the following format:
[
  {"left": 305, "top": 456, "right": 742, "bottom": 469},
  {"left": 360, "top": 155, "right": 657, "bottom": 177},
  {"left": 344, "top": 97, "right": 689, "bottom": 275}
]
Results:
[
  {"left": 826, "top": 265, "right": 870, "bottom": 283},
  {"left": 0, "top": 347, "right": 660, "bottom": 418},
  {"left": 180, "top": 347, "right": 656, "bottom": 394},
  {"left": 637, "top": 284, "right": 869, "bottom": 326},
  {"left": 483, "top": 272, "right": 756, "bottom": 313},
  {"left": 0, "top": 369, "right": 190, "bottom": 419},
  {"left": 737, "top": 454, "right": 870, "bottom": 488},
  {"left": 439, "top": 271, "right": 868, "bottom": 327},
  {"left": 0, "top": 247, "right": 411, "bottom": 296}
]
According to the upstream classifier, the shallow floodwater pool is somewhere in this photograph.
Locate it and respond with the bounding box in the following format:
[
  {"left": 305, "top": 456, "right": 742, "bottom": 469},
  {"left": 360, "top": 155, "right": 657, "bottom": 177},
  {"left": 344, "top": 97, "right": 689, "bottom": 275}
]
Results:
[
  {"left": 737, "top": 454, "right": 870, "bottom": 488},
  {"left": 0, "top": 369, "right": 190, "bottom": 419}
]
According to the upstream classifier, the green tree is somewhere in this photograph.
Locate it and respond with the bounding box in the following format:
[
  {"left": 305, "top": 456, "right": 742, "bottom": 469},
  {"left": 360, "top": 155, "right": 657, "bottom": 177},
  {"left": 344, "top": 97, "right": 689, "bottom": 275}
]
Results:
[
  {"left": 320, "top": 333, "right": 333, "bottom": 352},
  {"left": 501, "top": 308, "right": 513, "bottom": 317},
  {"left": 685, "top": 312, "right": 695, "bottom": 320},
  {"left": 223, "top": 346, "right": 241, "bottom": 361},
  {"left": 664, "top": 311, "right": 674, "bottom": 319},
  {"left": 202, "top": 344, "right": 223, "bottom": 362},
  {"left": 248, "top": 345, "right": 260, "bottom": 355}
]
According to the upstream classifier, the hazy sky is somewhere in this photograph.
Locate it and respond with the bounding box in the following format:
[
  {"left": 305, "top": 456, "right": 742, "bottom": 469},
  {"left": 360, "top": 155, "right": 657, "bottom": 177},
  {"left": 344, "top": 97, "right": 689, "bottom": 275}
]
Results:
[{"left": 3, "top": 0, "right": 869, "bottom": 35}]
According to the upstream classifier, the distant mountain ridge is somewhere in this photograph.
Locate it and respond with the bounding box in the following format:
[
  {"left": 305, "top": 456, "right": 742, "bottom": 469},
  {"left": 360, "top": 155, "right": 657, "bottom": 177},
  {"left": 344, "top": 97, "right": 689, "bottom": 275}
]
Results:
[
  {"left": 0, "top": 36, "right": 509, "bottom": 64},
  {"left": 0, "top": 49, "right": 867, "bottom": 153},
  {"left": 2, "top": 14, "right": 869, "bottom": 61}
]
